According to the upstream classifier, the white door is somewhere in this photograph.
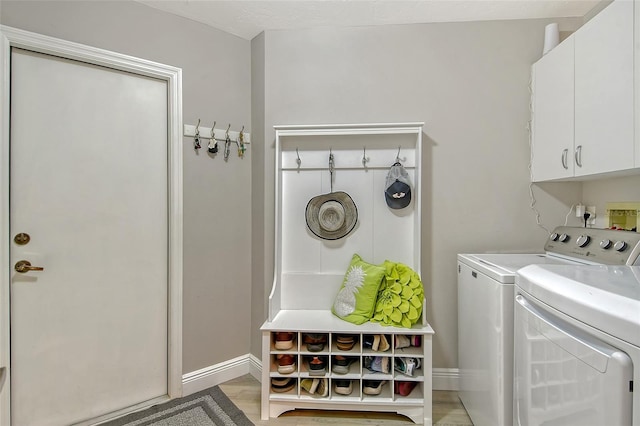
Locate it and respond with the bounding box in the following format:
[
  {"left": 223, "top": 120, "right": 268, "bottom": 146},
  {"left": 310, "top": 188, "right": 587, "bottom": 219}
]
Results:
[{"left": 9, "top": 48, "right": 170, "bottom": 425}]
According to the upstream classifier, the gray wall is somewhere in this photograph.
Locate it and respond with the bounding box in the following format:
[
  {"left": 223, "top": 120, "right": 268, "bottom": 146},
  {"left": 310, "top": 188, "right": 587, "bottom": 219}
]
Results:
[
  {"left": 1, "top": 1, "right": 252, "bottom": 374},
  {"left": 254, "top": 21, "right": 585, "bottom": 368},
  {"left": 4, "top": 0, "right": 638, "bottom": 377}
]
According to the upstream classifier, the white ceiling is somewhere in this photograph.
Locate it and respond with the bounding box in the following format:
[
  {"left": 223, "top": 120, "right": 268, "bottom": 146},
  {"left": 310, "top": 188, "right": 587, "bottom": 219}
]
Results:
[{"left": 135, "top": 0, "right": 601, "bottom": 40}]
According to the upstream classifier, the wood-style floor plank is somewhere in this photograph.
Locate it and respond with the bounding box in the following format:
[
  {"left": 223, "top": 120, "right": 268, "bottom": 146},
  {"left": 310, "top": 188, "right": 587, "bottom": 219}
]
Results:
[{"left": 219, "top": 375, "right": 473, "bottom": 425}]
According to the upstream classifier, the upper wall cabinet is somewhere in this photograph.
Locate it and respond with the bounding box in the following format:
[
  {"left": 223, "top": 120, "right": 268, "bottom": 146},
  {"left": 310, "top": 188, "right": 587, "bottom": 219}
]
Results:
[
  {"left": 531, "top": 35, "right": 575, "bottom": 181},
  {"left": 531, "top": 0, "right": 636, "bottom": 182}
]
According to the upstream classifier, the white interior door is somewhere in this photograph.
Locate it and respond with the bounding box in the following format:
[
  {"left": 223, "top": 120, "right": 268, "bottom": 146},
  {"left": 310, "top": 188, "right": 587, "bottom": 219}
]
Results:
[{"left": 9, "top": 47, "right": 170, "bottom": 425}]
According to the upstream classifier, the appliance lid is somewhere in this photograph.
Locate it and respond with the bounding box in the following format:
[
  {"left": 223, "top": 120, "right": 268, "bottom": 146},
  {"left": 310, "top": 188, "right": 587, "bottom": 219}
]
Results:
[
  {"left": 516, "top": 264, "right": 640, "bottom": 347},
  {"left": 457, "top": 253, "right": 579, "bottom": 284}
]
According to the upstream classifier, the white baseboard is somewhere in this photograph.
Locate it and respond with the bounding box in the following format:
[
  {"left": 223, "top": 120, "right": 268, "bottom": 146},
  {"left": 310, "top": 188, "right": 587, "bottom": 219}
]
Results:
[
  {"left": 182, "top": 353, "right": 261, "bottom": 396},
  {"left": 432, "top": 368, "right": 459, "bottom": 391},
  {"left": 183, "top": 357, "right": 459, "bottom": 395}
]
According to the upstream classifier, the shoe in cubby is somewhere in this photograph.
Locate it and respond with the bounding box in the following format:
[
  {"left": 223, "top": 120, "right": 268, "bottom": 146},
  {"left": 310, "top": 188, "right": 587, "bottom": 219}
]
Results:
[
  {"left": 276, "top": 353, "right": 296, "bottom": 374},
  {"left": 394, "top": 380, "right": 418, "bottom": 397},
  {"left": 271, "top": 377, "right": 296, "bottom": 393},
  {"left": 302, "top": 333, "right": 328, "bottom": 352},
  {"left": 334, "top": 334, "right": 357, "bottom": 351},
  {"left": 362, "top": 379, "right": 386, "bottom": 395},
  {"left": 307, "top": 355, "right": 327, "bottom": 376},
  {"left": 274, "top": 332, "right": 296, "bottom": 350},
  {"left": 333, "top": 379, "right": 353, "bottom": 395},
  {"left": 363, "top": 334, "right": 390, "bottom": 352},
  {"left": 363, "top": 355, "right": 390, "bottom": 374},
  {"left": 393, "top": 357, "right": 421, "bottom": 377},
  {"left": 331, "top": 355, "right": 356, "bottom": 375}
]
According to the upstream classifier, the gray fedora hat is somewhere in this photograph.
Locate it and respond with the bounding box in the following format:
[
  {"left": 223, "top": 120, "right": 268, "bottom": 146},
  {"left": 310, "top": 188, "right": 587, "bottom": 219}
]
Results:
[{"left": 305, "top": 191, "right": 358, "bottom": 240}]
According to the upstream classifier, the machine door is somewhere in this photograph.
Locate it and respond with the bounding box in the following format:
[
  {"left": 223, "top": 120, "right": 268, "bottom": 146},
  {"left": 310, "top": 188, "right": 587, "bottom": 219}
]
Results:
[{"left": 514, "top": 293, "right": 633, "bottom": 426}]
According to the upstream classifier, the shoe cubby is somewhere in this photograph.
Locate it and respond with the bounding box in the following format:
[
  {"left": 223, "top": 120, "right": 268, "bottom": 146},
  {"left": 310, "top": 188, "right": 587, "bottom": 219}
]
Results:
[
  {"left": 261, "top": 124, "right": 434, "bottom": 424},
  {"left": 263, "top": 327, "right": 432, "bottom": 422}
]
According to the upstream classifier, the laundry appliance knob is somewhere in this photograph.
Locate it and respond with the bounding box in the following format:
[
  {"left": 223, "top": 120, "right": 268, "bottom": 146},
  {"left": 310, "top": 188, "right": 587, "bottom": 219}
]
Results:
[
  {"left": 600, "top": 239, "right": 612, "bottom": 249},
  {"left": 576, "top": 235, "right": 590, "bottom": 247},
  {"left": 550, "top": 233, "right": 559, "bottom": 241},
  {"left": 559, "top": 233, "right": 570, "bottom": 243},
  {"left": 613, "top": 241, "right": 628, "bottom": 252}
]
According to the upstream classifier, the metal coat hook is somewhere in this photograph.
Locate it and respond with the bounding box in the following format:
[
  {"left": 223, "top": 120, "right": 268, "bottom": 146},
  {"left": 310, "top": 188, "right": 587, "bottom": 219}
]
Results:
[
  {"left": 329, "top": 148, "right": 335, "bottom": 193},
  {"left": 362, "top": 146, "right": 370, "bottom": 167},
  {"left": 395, "top": 146, "right": 402, "bottom": 164},
  {"left": 238, "top": 126, "right": 246, "bottom": 158},
  {"left": 296, "top": 148, "right": 301, "bottom": 167},
  {"left": 194, "top": 118, "right": 201, "bottom": 150},
  {"left": 223, "top": 124, "right": 231, "bottom": 161},
  {"left": 208, "top": 121, "right": 218, "bottom": 153}
]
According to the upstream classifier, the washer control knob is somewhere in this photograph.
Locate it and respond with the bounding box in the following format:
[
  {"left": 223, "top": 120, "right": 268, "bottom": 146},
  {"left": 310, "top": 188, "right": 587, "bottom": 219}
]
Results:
[
  {"left": 550, "top": 233, "right": 559, "bottom": 241},
  {"left": 559, "top": 233, "right": 570, "bottom": 243},
  {"left": 614, "top": 241, "right": 628, "bottom": 252},
  {"left": 600, "top": 239, "right": 612, "bottom": 249},
  {"left": 576, "top": 235, "right": 591, "bottom": 247}
]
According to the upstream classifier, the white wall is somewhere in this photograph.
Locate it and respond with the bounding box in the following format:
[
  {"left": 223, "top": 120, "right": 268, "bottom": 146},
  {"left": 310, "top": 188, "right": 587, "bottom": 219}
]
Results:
[
  {"left": 582, "top": 175, "right": 640, "bottom": 229},
  {"left": 1, "top": 0, "right": 252, "bottom": 374},
  {"left": 254, "top": 21, "right": 584, "bottom": 368}
]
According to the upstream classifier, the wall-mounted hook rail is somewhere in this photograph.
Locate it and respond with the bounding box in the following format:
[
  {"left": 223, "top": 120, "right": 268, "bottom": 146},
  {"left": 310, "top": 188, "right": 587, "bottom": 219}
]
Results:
[{"left": 183, "top": 122, "right": 251, "bottom": 158}]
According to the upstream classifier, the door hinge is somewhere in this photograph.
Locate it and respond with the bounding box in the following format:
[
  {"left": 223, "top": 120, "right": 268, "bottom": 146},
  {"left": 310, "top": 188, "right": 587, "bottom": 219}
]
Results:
[{"left": 630, "top": 380, "right": 634, "bottom": 392}]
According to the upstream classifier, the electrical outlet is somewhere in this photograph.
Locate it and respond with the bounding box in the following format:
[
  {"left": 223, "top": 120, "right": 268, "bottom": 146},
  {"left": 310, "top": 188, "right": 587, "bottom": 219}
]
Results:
[{"left": 586, "top": 206, "right": 596, "bottom": 225}]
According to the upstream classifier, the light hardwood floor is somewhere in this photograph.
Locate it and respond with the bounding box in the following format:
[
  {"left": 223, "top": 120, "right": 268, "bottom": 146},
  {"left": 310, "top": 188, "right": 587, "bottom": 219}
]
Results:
[{"left": 219, "top": 375, "right": 473, "bottom": 425}]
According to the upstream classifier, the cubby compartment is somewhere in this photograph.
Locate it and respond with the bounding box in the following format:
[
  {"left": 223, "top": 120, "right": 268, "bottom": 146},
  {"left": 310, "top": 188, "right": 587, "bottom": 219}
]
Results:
[{"left": 260, "top": 123, "right": 434, "bottom": 424}]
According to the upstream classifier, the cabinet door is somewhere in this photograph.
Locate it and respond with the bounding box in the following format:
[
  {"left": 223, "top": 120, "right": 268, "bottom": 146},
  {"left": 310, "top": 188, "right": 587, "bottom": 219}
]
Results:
[
  {"left": 575, "top": 0, "right": 634, "bottom": 176},
  {"left": 531, "top": 36, "right": 575, "bottom": 182}
]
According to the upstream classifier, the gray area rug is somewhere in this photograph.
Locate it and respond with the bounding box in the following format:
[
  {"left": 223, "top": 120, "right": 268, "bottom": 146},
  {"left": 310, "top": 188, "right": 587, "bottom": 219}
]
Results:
[{"left": 102, "top": 386, "right": 254, "bottom": 426}]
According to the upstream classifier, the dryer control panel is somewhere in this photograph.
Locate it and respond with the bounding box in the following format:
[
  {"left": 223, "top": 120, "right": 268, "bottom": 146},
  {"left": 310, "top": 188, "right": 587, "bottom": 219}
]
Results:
[{"left": 545, "top": 226, "right": 640, "bottom": 265}]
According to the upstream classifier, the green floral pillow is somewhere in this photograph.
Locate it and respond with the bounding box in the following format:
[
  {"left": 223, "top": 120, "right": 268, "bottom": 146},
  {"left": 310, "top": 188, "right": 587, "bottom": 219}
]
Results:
[
  {"left": 332, "top": 254, "right": 386, "bottom": 325},
  {"left": 371, "top": 261, "right": 424, "bottom": 328}
]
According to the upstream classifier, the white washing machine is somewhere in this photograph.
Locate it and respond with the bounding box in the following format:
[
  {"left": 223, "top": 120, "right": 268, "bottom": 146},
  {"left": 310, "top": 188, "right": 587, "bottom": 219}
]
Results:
[
  {"left": 515, "top": 264, "right": 640, "bottom": 426},
  {"left": 458, "top": 226, "right": 640, "bottom": 426}
]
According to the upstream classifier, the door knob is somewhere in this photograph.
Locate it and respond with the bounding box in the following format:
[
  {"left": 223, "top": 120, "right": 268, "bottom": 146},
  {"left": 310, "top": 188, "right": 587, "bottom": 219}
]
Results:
[{"left": 14, "top": 260, "right": 44, "bottom": 273}]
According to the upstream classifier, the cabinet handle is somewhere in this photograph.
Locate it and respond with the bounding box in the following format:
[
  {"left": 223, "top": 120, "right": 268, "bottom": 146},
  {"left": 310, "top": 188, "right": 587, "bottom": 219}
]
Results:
[
  {"left": 561, "top": 149, "right": 568, "bottom": 169},
  {"left": 575, "top": 145, "right": 583, "bottom": 168}
]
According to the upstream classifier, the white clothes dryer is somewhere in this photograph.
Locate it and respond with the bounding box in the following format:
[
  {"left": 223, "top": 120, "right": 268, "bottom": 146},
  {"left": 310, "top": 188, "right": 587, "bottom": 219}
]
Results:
[
  {"left": 515, "top": 264, "right": 640, "bottom": 426},
  {"left": 458, "top": 226, "right": 640, "bottom": 426}
]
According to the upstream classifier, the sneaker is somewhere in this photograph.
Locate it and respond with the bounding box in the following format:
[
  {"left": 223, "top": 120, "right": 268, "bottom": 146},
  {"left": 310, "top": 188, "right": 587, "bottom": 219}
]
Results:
[
  {"left": 303, "top": 333, "right": 327, "bottom": 352},
  {"left": 300, "top": 378, "right": 319, "bottom": 394},
  {"left": 333, "top": 379, "right": 353, "bottom": 395},
  {"left": 308, "top": 356, "right": 327, "bottom": 375},
  {"left": 316, "top": 378, "right": 329, "bottom": 397},
  {"left": 271, "top": 377, "right": 295, "bottom": 393},
  {"left": 363, "top": 380, "right": 385, "bottom": 395},
  {"left": 331, "top": 355, "right": 354, "bottom": 374},
  {"left": 365, "top": 356, "right": 390, "bottom": 374},
  {"left": 275, "top": 332, "right": 295, "bottom": 350},
  {"left": 394, "top": 380, "right": 417, "bottom": 396},
  {"left": 276, "top": 353, "right": 296, "bottom": 374},
  {"left": 394, "top": 357, "right": 421, "bottom": 377}
]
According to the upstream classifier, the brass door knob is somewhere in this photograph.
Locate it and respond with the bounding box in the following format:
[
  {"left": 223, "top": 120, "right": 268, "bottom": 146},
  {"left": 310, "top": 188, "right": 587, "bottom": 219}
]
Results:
[{"left": 14, "top": 260, "right": 44, "bottom": 273}]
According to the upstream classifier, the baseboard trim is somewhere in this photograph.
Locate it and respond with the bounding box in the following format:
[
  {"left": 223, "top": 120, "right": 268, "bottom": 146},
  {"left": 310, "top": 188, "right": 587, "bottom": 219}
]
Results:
[
  {"left": 182, "top": 354, "right": 257, "bottom": 396},
  {"left": 432, "top": 368, "right": 459, "bottom": 391},
  {"left": 183, "top": 357, "right": 459, "bottom": 395}
]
